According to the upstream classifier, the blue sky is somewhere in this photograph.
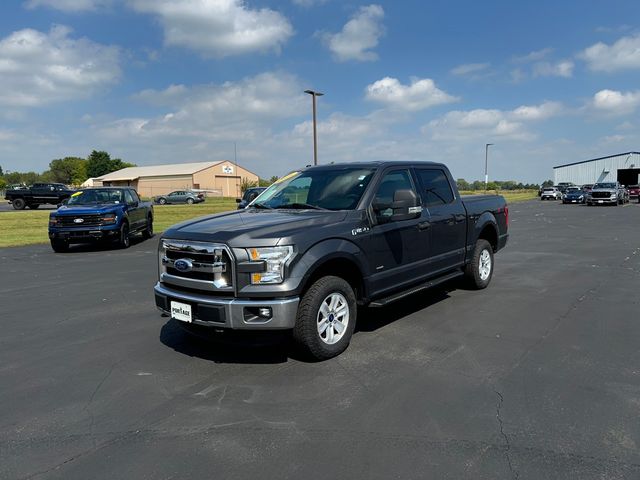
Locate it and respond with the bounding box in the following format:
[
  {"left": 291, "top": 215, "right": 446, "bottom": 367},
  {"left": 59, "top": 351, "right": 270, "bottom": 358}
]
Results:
[{"left": 1, "top": 0, "right": 639, "bottom": 182}]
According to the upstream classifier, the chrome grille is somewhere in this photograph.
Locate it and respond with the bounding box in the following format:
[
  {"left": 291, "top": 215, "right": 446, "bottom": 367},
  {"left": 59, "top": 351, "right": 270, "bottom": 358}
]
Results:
[{"left": 159, "top": 239, "right": 234, "bottom": 293}]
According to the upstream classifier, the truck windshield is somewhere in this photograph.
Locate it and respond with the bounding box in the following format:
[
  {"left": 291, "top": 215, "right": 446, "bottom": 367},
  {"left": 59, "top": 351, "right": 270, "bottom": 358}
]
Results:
[
  {"left": 68, "top": 189, "right": 124, "bottom": 205},
  {"left": 593, "top": 183, "right": 616, "bottom": 189},
  {"left": 252, "top": 167, "right": 376, "bottom": 211}
]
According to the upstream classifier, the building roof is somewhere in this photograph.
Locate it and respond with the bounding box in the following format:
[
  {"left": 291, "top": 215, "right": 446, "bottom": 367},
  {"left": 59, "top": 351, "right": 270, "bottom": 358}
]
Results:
[
  {"left": 553, "top": 151, "right": 640, "bottom": 169},
  {"left": 95, "top": 161, "right": 224, "bottom": 181}
]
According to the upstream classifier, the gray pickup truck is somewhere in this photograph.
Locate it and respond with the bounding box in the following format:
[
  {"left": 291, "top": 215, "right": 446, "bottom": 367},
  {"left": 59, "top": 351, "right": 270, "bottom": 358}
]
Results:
[
  {"left": 154, "top": 161, "right": 509, "bottom": 360},
  {"left": 587, "top": 182, "right": 629, "bottom": 205}
]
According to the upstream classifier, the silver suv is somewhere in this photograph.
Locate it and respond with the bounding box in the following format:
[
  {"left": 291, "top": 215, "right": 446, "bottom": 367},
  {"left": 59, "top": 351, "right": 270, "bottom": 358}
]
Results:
[{"left": 541, "top": 187, "right": 562, "bottom": 200}]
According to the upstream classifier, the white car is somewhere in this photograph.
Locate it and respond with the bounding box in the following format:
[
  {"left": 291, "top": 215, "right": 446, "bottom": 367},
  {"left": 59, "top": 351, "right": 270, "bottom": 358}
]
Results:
[{"left": 541, "top": 187, "right": 562, "bottom": 200}]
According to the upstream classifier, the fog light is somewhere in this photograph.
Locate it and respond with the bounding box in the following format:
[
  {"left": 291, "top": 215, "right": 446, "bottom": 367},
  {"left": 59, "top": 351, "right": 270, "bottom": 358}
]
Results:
[{"left": 258, "top": 307, "right": 272, "bottom": 318}]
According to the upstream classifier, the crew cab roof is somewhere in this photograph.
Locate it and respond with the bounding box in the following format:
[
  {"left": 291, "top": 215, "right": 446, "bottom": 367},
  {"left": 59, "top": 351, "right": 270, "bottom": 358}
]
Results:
[{"left": 302, "top": 161, "right": 446, "bottom": 170}]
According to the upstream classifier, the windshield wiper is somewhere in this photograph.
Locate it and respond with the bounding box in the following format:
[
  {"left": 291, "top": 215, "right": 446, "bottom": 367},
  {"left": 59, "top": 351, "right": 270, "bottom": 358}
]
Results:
[
  {"left": 282, "top": 203, "right": 328, "bottom": 211},
  {"left": 251, "top": 202, "right": 273, "bottom": 209}
]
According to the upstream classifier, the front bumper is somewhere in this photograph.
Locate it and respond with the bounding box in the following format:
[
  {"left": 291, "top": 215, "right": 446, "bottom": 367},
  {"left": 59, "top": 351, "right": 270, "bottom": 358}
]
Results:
[
  {"left": 49, "top": 225, "right": 120, "bottom": 242},
  {"left": 154, "top": 283, "right": 299, "bottom": 330}
]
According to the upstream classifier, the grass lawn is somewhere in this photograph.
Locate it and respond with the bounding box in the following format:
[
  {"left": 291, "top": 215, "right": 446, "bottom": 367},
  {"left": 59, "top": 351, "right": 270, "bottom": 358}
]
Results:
[
  {"left": 0, "top": 191, "right": 538, "bottom": 248},
  {"left": 0, "top": 197, "right": 238, "bottom": 248},
  {"left": 460, "top": 189, "right": 539, "bottom": 203}
]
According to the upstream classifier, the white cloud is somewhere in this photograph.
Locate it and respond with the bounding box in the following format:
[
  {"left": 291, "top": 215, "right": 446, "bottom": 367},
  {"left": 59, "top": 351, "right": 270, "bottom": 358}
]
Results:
[
  {"left": 129, "top": 0, "right": 293, "bottom": 58},
  {"left": 591, "top": 89, "right": 640, "bottom": 115},
  {"left": 512, "top": 101, "right": 564, "bottom": 120},
  {"left": 532, "top": 60, "right": 574, "bottom": 78},
  {"left": 24, "top": 0, "right": 113, "bottom": 11},
  {"left": 321, "top": 4, "right": 384, "bottom": 62},
  {"left": 0, "top": 25, "right": 120, "bottom": 107},
  {"left": 513, "top": 47, "right": 554, "bottom": 63},
  {"left": 424, "top": 101, "right": 564, "bottom": 142},
  {"left": 100, "top": 72, "right": 306, "bottom": 141},
  {"left": 450, "top": 62, "right": 490, "bottom": 76},
  {"left": 365, "top": 76, "right": 458, "bottom": 111},
  {"left": 580, "top": 34, "right": 640, "bottom": 72}
]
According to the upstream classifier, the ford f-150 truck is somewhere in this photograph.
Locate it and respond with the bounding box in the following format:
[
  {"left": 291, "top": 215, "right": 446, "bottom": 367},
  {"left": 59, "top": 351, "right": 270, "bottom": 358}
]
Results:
[
  {"left": 154, "top": 162, "right": 508, "bottom": 360},
  {"left": 5, "top": 183, "right": 75, "bottom": 210},
  {"left": 48, "top": 187, "right": 153, "bottom": 252}
]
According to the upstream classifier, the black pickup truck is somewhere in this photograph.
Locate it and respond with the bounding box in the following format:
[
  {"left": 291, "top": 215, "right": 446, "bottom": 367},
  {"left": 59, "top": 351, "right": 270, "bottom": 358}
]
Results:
[
  {"left": 5, "top": 183, "right": 75, "bottom": 210},
  {"left": 154, "top": 161, "right": 508, "bottom": 360}
]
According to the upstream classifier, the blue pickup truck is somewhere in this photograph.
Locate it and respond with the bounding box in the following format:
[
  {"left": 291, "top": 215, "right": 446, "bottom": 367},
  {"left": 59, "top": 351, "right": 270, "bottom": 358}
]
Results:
[{"left": 48, "top": 187, "right": 154, "bottom": 252}]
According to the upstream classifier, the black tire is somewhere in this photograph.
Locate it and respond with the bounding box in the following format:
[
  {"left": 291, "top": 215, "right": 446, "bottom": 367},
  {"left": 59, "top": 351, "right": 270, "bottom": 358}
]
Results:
[
  {"left": 142, "top": 216, "right": 154, "bottom": 239},
  {"left": 118, "top": 222, "right": 130, "bottom": 249},
  {"left": 12, "top": 198, "right": 26, "bottom": 210},
  {"left": 28, "top": 204, "right": 40, "bottom": 210},
  {"left": 293, "top": 276, "right": 357, "bottom": 361},
  {"left": 50, "top": 239, "right": 69, "bottom": 253},
  {"left": 186, "top": 198, "right": 194, "bottom": 205},
  {"left": 464, "top": 239, "right": 494, "bottom": 290},
  {"left": 158, "top": 198, "right": 167, "bottom": 205}
]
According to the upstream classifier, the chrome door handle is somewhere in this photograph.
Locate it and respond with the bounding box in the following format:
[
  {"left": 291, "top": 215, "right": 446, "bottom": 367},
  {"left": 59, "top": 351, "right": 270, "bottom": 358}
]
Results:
[{"left": 418, "top": 221, "right": 431, "bottom": 230}]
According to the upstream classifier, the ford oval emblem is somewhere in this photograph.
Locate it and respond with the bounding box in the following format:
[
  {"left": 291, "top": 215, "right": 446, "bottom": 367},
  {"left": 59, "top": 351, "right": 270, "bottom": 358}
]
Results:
[
  {"left": 174, "top": 259, "right": 193, "bottom": 272},
  {"left": 73, "top": 218, "right": 84, "bottom": 224}
]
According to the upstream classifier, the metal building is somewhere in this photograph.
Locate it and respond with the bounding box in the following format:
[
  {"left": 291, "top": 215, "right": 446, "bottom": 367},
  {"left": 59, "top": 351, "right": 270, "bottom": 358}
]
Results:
[{"left": 554, "top": 151, "right": 640, "bottom": 186}]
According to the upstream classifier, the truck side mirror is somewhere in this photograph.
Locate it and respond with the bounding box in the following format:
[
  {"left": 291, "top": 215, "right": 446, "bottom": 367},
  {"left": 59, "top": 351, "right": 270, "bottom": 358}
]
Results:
[
  {"left": 235, "top": 198, "right": 242, "bottom": 203},
  {"left": 373, "top": 189, "right": 421, "bottom": 224}
]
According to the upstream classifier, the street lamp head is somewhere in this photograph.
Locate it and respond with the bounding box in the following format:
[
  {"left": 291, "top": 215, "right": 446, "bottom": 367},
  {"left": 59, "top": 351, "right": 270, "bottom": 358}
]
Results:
[
  {"left": 486, "top": 143, "right": 494, "bottom": 147},
  {"left": 304, "top": 90, "right": 324, "bottom": 96}
]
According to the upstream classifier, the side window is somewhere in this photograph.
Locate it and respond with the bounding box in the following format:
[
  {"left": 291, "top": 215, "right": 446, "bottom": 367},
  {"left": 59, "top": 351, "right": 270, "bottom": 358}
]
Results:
[
  {"left": 416, "top": 169, "right": 454, "bottom": 207},
  {"left": 131, "top": 190, "right": 140, "bottom": 203},
  {"left": 373, "top": 169, "right": 415, "bottom": 219},
  {"left": 124, "top": 190, "right": 136, "bottom": 205}
]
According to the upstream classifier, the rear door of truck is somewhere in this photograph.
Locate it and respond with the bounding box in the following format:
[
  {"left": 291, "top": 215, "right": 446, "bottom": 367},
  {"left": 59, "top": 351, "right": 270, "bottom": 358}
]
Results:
[{"left": 413, "top": 167, "right": 467, "bottom": 273}]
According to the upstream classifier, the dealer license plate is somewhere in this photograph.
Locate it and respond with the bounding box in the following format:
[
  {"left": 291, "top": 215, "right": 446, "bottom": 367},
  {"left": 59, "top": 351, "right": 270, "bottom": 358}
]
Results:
[
  {"left": 598, "top": 200, "right": 603, "bottom": 204},
  {"left": 171, "top": 301, "right": 192, "bottom": 323}
]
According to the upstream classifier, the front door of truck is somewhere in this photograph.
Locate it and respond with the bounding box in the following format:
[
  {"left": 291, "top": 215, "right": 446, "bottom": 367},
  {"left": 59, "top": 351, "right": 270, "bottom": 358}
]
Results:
[
  {"left": 414, "top": 167, "right": 467, "bottom": 273},
  {"left": 365, "top": 168, "right": 430, "bottom": 297}
]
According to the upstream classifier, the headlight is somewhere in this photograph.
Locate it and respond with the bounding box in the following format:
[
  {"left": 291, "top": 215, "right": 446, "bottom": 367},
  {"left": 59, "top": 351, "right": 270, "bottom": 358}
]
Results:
[
  {"left": 101, "top": 213, "right": 117, "bottom": 224},
  {"left": 49, "top": 215, "right": 59, "bottom": 226},
  {"left": 579, "top": 195, "right": 583, "bottom": 199},
  {"left": 246, "top": 246, "right": 293, "bottom": 284}
]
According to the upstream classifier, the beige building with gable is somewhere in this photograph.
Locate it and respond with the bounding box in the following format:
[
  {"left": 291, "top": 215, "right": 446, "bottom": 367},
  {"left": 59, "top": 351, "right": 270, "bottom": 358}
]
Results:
[{"left": 94, "top": 161, "right": 259, "bottom": 198}]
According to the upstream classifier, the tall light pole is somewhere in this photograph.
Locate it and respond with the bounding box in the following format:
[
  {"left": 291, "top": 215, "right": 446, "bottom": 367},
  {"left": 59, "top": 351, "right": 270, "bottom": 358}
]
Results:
[
  {"left": 484, "top": 143, "right": 494, "bottom": 190},
  {"left": 304, "top": 90, "right": 324, "bottom": 165}
]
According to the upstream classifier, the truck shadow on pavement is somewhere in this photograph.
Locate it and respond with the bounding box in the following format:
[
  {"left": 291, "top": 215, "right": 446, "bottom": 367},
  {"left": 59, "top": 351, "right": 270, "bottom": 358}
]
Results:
[{"left": 159, "top": 282, "right": 456, "bottom": 364}]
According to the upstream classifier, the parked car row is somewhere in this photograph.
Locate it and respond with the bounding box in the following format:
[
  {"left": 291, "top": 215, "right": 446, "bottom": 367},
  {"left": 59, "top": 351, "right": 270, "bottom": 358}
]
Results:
[{"left": 541, "top": 182, "right": 635, "bottom": 205}]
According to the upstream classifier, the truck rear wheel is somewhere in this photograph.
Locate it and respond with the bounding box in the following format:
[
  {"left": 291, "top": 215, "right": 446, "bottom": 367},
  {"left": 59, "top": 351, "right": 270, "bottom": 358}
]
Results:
[
  {"left": 12, "top": 198, "right": 25, "bottom": 210},
  {"left": 142, "top": 216, "right": 154, "bottom": 239},
  {"left": 293, "top": 276, "right": 357, "bottom": 361},
  {"left": 464, "top": 239, "right": 494, "bottom": 289}
]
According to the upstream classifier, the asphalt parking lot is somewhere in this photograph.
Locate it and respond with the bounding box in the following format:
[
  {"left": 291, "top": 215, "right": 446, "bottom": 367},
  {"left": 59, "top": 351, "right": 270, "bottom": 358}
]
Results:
[{"left": 1, "top": 200, "right": 639, "bottom": 479}]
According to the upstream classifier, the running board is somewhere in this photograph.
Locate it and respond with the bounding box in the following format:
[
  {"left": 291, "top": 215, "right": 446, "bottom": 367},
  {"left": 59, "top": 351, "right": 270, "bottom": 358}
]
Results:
[{"left": 369, "top": 270, "right": 464, "bottom": 307}]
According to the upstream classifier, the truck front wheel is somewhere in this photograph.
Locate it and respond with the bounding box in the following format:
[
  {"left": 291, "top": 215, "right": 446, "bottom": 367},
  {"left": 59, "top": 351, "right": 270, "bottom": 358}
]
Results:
[
  {"left": 118, "top": 222, "right": 130, "bottom": 249},
  {"left": 142, "top": 216, "right": 154, "bottom": 239},
  {"left": 50, "top": 239, "right": 69, "bottom": 253},
  {"left": 12, "top": 198, "right": 25, "bottom": 210},
  {"left": 464, "top": 239, "right": 494, "bottom": 289},
  {"left": 293, "top": 276, "right": 357, "bottom": 361}
]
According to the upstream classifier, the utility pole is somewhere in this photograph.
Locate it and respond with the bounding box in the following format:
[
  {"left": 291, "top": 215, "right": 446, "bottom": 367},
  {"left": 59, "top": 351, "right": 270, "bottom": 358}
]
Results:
[
  {"left": 485, "top": 143, "right": 494, "bottom": 190},
  {"left": 304, "top": 90, "right": 324, "bottom": 165}
]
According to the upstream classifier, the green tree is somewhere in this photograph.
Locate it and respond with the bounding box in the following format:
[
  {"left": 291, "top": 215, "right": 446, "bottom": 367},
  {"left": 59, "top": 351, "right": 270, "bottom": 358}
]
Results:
[
  {"left": 0, "top": 177, "right": 6, "bottom": 190},
  {"left": 86, "top": 150, "right": 136, "bottom": 178},
  {"left": 258, "top": 178, "right": 272, "bottom": 187},
  {"left": 48, "top": 157, "right": 88, "bottom": 185},
  {"left": 541, "top": 179, "right": 554, "bottom": 188},
  {"left": 456, "top": 178, "right": 470, "bottom": 191},
  {"left": 269, "top": 175, "right": 279, "bottom": 184},
  {"left": 0, "top": 165, "right": 4, "bottom": 176},
  {"left": 240, "top": 177, "right": 258, "bottom": 193}
]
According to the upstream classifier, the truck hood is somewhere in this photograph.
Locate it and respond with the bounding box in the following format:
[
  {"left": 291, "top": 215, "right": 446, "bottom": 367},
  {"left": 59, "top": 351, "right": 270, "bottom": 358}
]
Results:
[
  {"left": 590, "top": 188, "right": 616, "bottom": 193},
  {"left": 55, "top": 204, "right": 122, "bottom": 215},
  {"left": 163, "top": 209, "right": 348, "bottom": 247}
]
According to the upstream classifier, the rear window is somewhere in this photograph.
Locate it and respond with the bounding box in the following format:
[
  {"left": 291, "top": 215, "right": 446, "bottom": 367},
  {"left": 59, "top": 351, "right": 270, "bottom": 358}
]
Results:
[{"left": 415, "top": 169, "right": 454, "bottom": 206}]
